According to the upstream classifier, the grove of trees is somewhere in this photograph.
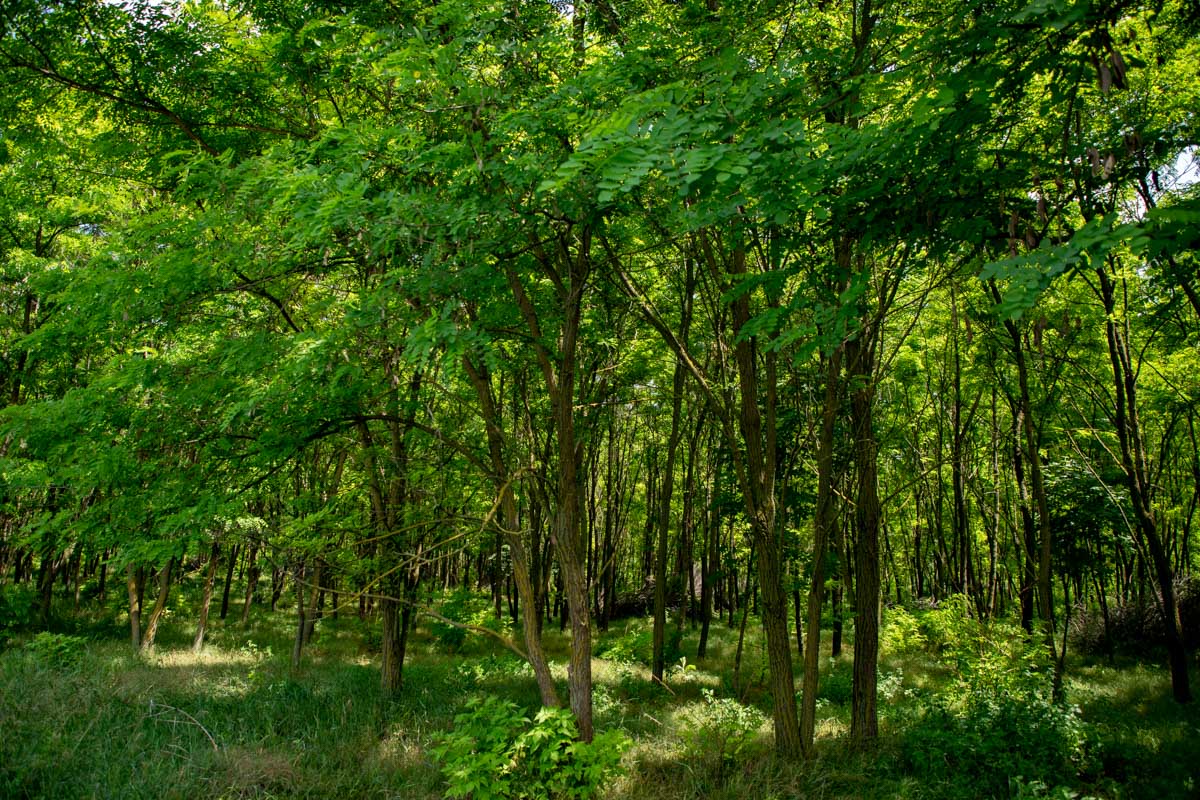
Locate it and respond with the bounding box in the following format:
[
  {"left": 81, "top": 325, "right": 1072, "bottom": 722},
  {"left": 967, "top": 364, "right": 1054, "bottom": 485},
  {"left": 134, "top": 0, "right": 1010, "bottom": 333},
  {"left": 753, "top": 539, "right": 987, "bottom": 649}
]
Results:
[{"left": 1, "top": 0, "right": 1196, "bottom": 769}]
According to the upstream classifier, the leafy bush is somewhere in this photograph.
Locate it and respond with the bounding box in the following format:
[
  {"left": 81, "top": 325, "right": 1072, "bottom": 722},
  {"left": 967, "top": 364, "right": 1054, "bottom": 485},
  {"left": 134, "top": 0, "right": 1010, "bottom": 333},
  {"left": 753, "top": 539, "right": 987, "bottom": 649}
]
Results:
[
  {"left": 678, "top": 689, "right": 767, "bottom": 776},
  {"left": 432, "top": 696, "right": 629, "bottom": 800},
  {"left": 0, "top": 586, "right": 35, "bottom": 646},
  {"left": 917, "top": 594, "right": 975, "bottom": 654},
  {"left": 900, "top": 603, "right": 1089, "bottom": 797},
  {"left": 430, "top": 591, "right": 511, "bottom": 654},
  {"left": 817, "top": 661, "right": 854, "bottom": 706},
  {"left": 881, "top": 605, "right": 926, "bottom": 654},
  {"left": 23, "top": 632, "right": 88, "bottom": 668},
  {"left": 458, "top": 654, "right": 532, "bottom": 688},
  {"left": 595, "top": 620, "right": 653, "bottom": 666}
]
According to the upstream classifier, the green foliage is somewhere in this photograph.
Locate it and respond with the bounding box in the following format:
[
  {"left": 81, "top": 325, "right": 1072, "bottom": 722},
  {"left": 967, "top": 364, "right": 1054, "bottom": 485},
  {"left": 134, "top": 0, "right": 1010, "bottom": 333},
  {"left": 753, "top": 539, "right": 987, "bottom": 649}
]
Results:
[
  {"left": 901, "top": 602, "right": 1089, "bottom": 798},
  {"left": 678, "top": 689, "right": 768, "bottom": 771},
  {"left": 429, "top": 591, "right": 511, "bottom": 654},
  {"left": 0, "top": 585, "right": 35, "bottom": 645},
  {"left": 458, "top": 653, "right": 532, "bottom": 688},
  {"left": 432, "top": 696, "right": 629, "bottom": 800},
  {"left": 595, "top": 619, "right": 654, "bottom": 666},
  {"left": 23, "top": 632, "right": 89, "bottom": 667},
  {"left": 917, "top": 594, "right": 975, "bottom": 655},
  {"left": 881, "top": 605, "right": 927, "bottom": 655}
]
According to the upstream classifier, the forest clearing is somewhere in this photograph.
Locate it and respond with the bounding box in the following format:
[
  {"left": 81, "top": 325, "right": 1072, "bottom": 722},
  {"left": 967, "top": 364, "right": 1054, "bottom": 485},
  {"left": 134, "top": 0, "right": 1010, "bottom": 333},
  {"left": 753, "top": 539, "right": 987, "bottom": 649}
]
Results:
[{"left": 1, "top": 0, "right": 1198, "bottom": 798}]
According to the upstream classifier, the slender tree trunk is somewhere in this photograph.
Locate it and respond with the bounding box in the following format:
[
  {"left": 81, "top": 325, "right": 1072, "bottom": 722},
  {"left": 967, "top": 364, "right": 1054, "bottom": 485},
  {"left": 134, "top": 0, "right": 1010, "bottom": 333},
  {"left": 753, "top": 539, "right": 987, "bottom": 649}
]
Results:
[
  {"left": 698, "top": 460, "right": 718, "bottom": 659},
  {"left": 140, "top": 557, "right": 174, "bottom": 651},
  {"left": 465, "top": 355, "right": 561, "bottom": 707},
  {"left": 847, "top": 328, "right": 881, "bottom": 746},
  {"left": 724, "top": 236, "right": 801, "bottom": 758},
  {"left": 219, "top": 543, "right": 238, "bottom": 620},
  {"left": 126, "top": 564, "right": 143, "bottom": 650},
  {"left": 291, "top": 562, "right": 307, "bottom": 669},
  {"left": 801, "top": 346, "right": 843, "bottom": 758},
  {"left": 192, "top": 542, "right": 220, "bottom": 651},
  {"left": 653, "top": 360, "right": 686, "bottom": 682},
  {"left": 1098, "top": 266, "right": 1191, "bottom": 702},
  {"left": 240, "top": 545, "right": 259, "bottom": 625}
]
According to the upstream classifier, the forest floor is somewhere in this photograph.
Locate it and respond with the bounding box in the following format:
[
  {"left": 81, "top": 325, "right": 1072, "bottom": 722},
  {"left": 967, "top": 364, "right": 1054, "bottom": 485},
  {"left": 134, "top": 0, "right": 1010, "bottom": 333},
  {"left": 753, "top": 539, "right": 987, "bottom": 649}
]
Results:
[{"left": 1, "top": 590, "right": 1197, "bottom": 800}]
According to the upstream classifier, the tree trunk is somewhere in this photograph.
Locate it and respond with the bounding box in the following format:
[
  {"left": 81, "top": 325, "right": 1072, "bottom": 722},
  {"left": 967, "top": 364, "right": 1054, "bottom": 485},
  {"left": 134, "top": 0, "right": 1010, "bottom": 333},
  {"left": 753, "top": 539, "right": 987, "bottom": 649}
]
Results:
[
  {"left": 801, "top": 346, "right": 843, "bottom": 757},
  {"left": 140, "top": 557, "right": 174, "bottom": 651},
  {"left": 465, "top": 355, "right": 561, "bottom": 708},
  {"left": 291, "top": 563, "right": 307, "bottom": 669},
  {"left": 653, "top": 359, "right": 686, "bottom": 682},
  {"left": 847, "top": 328, "right": 881, "bottom": 747},
  {"left": 219, "top": 543, "right": 238, "bottom": 620},
  {"left": 1098, "top": 266, "right": 1191, "bottom": 702},
  {"left": 126, "top": 564, "right": 144, "bottom": 649},
  {"left": 240, "top": 545, "right": 259, "bottom": 625},
  {"left": 192, "top": 542, "right": 220, "bottom": 651}
]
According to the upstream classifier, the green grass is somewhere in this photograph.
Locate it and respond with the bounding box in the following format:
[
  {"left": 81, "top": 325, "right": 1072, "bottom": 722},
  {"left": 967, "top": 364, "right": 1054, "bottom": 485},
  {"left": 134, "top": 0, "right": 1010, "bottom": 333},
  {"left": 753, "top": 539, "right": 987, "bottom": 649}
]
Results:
[{"left": 1, "top": 592, "right": 1197, "bottom": 800}]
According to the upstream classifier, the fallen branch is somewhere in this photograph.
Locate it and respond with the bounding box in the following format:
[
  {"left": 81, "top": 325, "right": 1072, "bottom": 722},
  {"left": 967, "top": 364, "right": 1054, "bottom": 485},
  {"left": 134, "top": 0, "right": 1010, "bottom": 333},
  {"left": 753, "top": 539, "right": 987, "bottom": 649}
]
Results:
[{"left": 147, "top": 700, "right": 219, "bottom": 751}]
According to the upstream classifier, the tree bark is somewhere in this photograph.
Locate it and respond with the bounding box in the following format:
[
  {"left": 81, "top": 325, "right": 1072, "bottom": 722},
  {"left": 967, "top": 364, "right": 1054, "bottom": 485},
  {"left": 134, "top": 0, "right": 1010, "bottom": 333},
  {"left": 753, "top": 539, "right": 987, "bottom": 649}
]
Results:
[
  {"left": 464, "top": 354, "right": 561, "bottom": 708},
  {"left": 219, "top": 542, "right": 238, "bottom": 620},
  {"left": 126, "top": 564, "right": 143, "bottom": 650},
  {"left": 140, "top": 557, "right": 174, "bottom": 651},
  {"left": 847, "top": 326, "right": 881, "bottom": 746},
  {"left": 1098, "top": 265, "right": 1191, "bottom": 702},
  {"left": 192, "top": 542, "right": 220, "bottom": 651},
  {"left": 801, "top": 345, "right": 843, "bottom": 757},
  {"left": 653, "top": 358, "right": 686, "bottom": 682}
]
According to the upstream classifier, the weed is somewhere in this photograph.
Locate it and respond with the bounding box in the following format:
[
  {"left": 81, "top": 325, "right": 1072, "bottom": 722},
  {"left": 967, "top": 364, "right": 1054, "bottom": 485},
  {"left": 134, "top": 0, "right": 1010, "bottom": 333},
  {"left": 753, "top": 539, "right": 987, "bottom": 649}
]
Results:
[{"left": 432, "top": 696, "right": 629, "bottom": 800}]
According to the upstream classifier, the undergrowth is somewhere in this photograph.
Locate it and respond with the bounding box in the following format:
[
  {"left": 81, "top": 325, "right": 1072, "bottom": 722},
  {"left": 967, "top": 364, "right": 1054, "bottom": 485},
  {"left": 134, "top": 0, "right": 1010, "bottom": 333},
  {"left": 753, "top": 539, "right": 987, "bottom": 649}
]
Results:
[{"left": 0, "top": 587, "right": 1195, "bottom": 800}]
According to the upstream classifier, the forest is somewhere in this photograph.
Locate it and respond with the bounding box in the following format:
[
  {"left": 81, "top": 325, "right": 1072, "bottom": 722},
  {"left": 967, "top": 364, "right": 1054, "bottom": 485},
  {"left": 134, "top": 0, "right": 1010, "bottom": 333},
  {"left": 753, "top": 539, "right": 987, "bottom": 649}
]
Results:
[{"left": 0, "top": 0, "right": 1198, "bottom": 798}]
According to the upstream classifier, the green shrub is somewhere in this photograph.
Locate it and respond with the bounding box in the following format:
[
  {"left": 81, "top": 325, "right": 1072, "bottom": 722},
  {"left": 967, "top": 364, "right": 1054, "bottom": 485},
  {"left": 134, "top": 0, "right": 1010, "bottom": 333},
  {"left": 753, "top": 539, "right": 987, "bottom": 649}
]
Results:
[
  {"left": 0, "top": 586, "right": 35, "bottom": 646},
  {"left": 432, "top": 696, "right": 629, "bottom": 800},
  {"left": 23, "top": 632, "right": 89, "bottom": 668},
  {"left": 430, "top": 591, "right": 511, "bottom": 654},
  {"left": 900, "top": 610, "right": 1089, "bottom": 798},
  {"left": 679, "top": 688, "right": 767, "bottom": 772},
  {"left": 881, "top": 605, "right": 926, "bottom": 654},
  {"left": 459, "top": 654, "right": 532, "bottom": 688},
  {"left": 918, "top": 594, "right": 975, "bottom": 654},
  {"left": 595, "top": 620, "right": 653, "bottom": 666}
]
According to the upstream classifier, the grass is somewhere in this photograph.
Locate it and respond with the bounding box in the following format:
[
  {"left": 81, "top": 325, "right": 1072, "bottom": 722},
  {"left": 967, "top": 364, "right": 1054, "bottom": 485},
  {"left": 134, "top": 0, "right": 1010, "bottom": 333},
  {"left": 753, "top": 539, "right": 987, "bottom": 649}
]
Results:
[{"left": 1, "top": 588, "right": 1198, "bottom": 800}]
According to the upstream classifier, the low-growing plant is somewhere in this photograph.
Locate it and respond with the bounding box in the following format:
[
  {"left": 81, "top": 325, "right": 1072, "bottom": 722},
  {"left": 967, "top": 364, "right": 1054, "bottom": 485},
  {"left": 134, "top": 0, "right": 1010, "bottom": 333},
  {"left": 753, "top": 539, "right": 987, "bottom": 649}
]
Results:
[
  {"left": 429, "top": 591, "right": 512, "bottom": 654},
  {"left": 881, "top": 605, "right": 926, "bottom": 654},
  {"left": 23, "top": 632, "right": 89, "bottom": 667},
  {"left": 818, "top": 660, "right": 854, "bottom": 706},
  {"left": 900, "top": 611, "right": 1090, "bottom": 798},
  {"left": 679, "top": 689, "right": 767, "bottom": 775},
  {"left": 458, "top": 653, "right": 532, "bottom": 688},
  {"left": 0, "top": 586, "right": 35, "bottom": 646},
  {"left": 917, "top": 594, "right": 975, "bottom": 654},
  {"left": 432, "top": 696, "right": 629, "bottom": 800},
  {"left": 595, "top": 620, "right": 654, "bottom": 666}
]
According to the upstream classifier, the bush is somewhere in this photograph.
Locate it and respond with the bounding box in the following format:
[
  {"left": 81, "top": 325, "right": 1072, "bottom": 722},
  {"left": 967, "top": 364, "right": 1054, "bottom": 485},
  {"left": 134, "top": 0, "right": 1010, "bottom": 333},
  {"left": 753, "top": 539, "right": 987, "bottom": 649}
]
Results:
[
  {"left": 900, "top": 603, "right": 1089, "bottom": 798},
  {"left": 881, "top": 605, "right": 926, "bottom": 655},
  {"left": 430, "top": 591, "right": 511, "bottom": 654},
  {"left": 595, "top": 620, "right": 654, "bottom": 666},
  {"left": 23, "top": 632, "right": 89, "bottom": 668},
  {"left": 817, "top": 661, "right": 854, "bottom": 706},
  {"left": 432, "top": 696, "right": 629, "bottom": 800},
  {"left": 0, "top": 586, "right": 35, "bottom": 647},
  {"left": 458, "top": 654, "right": 532, "bottom": 688},
  {"left": 678, "top": 688, "right": 767, "bottom": 773},
  {"left": 917, "top": 594, "right": 975, "bottom": 654}
]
